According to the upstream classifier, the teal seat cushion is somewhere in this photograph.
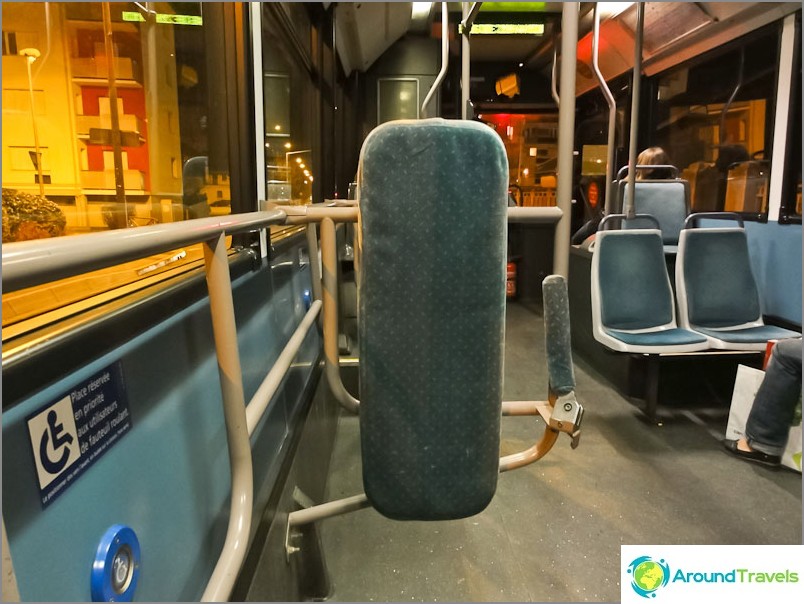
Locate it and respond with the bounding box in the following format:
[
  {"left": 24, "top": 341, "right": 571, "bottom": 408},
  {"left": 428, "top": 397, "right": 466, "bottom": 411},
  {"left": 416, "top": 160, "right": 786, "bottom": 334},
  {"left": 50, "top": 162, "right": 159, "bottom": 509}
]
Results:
[
  {"left": 542, "top": 275, "right": 576, "bottom": 395},
  {"left": 693, "top": 325, "right": 800, "bottom": 343},
  {"left": 682, "top": 230, "right": 761, "bottom": 327},
  {"left": 621, "top": 181, "right": 689, "bottom": 245},
  {"left": 606, "top": 327, "right": 708, "bottom": 347},
  {"left": 357, "top": 119, "right": 508, "bottom": 520},
  {"left": 597, "top": 232, "right": 674, "bottom": 330}
]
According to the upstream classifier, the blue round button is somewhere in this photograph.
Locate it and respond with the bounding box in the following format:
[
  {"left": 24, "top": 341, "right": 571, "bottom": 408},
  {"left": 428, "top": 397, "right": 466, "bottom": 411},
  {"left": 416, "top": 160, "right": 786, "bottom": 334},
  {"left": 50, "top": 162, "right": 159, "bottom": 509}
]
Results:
[
  {"left": 302, "top": 289, "right": 312, "bottom": 311},
  {"left": 91, "top": 525, "right": 140, "bottom": 602}
]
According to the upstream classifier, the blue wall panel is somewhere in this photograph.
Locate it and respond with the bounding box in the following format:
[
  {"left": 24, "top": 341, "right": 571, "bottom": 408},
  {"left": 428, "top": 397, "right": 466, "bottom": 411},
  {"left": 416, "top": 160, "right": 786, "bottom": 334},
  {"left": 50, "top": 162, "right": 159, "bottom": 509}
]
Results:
[{"left": 2, "top": 241, "right": 319, "bottom": 601}]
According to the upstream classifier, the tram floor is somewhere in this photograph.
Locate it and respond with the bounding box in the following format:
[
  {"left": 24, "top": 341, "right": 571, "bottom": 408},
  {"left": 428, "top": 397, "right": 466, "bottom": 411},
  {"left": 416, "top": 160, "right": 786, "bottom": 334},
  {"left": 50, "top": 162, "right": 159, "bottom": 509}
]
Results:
[{"left": 316, "top": 301, "right": 803, "bottom": 602}]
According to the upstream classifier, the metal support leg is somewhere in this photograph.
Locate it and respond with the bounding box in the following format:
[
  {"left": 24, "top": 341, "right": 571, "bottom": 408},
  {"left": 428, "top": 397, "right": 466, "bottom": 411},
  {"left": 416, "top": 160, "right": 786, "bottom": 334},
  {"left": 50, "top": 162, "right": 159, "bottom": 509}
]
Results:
[{"left": 645, "top": 355, "right": 661, "bottom": 423}]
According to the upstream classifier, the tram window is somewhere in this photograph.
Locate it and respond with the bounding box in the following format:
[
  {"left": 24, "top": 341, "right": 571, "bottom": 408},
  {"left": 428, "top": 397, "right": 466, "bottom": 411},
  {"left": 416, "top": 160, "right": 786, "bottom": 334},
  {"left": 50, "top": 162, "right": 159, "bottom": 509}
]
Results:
[
  {"left": 1, "top": 2, "right": 239, "bottom": 332},
  {"left": 260, "top": 3, "right": 317, "bottom": 241},
  {"left": 482, "top": 113, "right": 558, "bottom": 207},
  {"left": 581, "top": 145, "right": 607, "bottom": 176},
  {"left": 652, "top": 26, "right": 780, "bottom": 218}
]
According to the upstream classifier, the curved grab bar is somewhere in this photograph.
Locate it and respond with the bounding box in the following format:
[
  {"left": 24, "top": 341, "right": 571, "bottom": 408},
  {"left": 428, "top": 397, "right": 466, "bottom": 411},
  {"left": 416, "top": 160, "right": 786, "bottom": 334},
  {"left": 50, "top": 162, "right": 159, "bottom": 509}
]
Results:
[
  {"left": 200, "top": 234, "right": 253, "bottom": 602},
  {"left": 683, "top": 212, "right": 745, "bottom": 229},
  {"left": 599, "top": 213, "right": 661, "bottom": 231},
  {"left": 615, "top": 164, "right": 679, "bottom": 181},
  {"left": 320, "top": 217, "right": 360, "bottom": 413},
  {"left": 421, "top": 2, "right": 448, "bottom": 117},
  {"left": 592, "top": 4, "right": 617, "bottom": 216}
]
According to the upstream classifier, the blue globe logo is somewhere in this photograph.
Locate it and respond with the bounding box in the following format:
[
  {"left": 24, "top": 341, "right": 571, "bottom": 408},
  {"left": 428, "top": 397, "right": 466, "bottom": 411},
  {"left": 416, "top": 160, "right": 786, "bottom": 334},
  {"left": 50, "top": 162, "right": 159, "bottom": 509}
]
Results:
[{"left": 627, "top": 556, "right": 670, "bottom": 598}]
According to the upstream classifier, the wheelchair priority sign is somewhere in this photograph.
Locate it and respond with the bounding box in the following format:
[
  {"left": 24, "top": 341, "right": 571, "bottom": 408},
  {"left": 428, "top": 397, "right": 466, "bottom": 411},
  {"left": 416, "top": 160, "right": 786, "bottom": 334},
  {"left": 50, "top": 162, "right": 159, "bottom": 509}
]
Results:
[
  {"left": 28, "top": 396, "right": 81, "bottom": 490},
  {"left": 26, "top": 362, "right": 132, "bottom": 508}
]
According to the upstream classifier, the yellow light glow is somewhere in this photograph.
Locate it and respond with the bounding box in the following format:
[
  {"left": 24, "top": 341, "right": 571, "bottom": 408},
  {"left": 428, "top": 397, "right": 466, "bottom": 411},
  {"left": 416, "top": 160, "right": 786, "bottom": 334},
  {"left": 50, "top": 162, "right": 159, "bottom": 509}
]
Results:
[
  {"left": 274, "top": 125, "right": 281, "bottom": 131},
  {"left": 284, "top": 142, "right": 292, "bottom": 149},
  {"left": 296, "top": 158, "right": 302, "bottom": 163}
]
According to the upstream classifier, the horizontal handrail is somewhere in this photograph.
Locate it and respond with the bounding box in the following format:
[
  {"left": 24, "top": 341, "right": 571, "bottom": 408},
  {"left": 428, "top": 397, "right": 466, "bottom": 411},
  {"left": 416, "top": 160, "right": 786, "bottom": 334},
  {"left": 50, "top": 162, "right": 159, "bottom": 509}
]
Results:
[
  {"left": 616, "top": 164, "right": 679, "bottom": 180},
  {"left": 1, "top": 210, "right": 287, "bottom": 294},
  {"left": 245, "top": 300, "right": 322, "bottom": 436},
  {"left": 599, "top": 213, "right": 661, "bottom": 231},
  {"left": 508, "top": 206, "right": 563, "bottom": 223},
  {"left": 684, "top": 211, "right": 745, "bottom": 229}
]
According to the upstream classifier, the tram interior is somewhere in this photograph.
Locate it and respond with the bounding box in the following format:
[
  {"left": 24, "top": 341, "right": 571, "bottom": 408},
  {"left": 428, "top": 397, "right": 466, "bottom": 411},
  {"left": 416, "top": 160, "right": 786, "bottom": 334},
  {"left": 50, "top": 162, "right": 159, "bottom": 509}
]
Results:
[{"left": 1, "top": 2, "right": 802, "bottom": 602}]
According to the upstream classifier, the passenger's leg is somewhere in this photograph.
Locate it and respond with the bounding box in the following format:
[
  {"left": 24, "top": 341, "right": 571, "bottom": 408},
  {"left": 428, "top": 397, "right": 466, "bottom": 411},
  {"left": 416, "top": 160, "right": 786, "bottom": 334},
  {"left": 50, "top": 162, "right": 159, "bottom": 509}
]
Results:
[{"left": 743, "top": 338, "right": 803, "bottom": 456}]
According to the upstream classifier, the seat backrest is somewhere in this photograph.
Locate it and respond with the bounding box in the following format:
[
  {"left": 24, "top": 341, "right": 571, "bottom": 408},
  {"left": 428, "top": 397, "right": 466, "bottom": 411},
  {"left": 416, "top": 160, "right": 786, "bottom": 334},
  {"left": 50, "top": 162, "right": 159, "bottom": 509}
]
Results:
[
  {"left": 593, "top": 229, "right": 675, "bottom": 331},
  {"left": 618, "top": 180, "right": 690, "bottom": 245},
  {"left": 677, "top": 228, "right": 762, "bottom": 328},
  {"left": 357, "top": 118, "right": 508, "bottom": 521}
]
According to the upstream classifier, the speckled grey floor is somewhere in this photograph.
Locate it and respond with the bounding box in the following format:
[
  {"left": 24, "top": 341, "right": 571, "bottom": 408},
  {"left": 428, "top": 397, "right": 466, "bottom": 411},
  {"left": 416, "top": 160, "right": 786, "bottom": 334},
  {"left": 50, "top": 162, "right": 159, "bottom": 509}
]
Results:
[{"left": 318, "top": 301, "right": 802, "bottom": 602}]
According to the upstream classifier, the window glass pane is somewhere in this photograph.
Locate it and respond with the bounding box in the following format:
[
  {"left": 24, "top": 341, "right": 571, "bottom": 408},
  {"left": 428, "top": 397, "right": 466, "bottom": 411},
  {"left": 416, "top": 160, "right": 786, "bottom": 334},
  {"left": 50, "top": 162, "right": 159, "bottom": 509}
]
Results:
[
  {"left": 378, "top": 78, "right": 419, "bottom": 123},
  {"left": 653, "top": 28, "right": 778, "bottom": 216},
  {"left": 2, "top": 2, "right": 235, "bottom": 331},
  {"left": 261, "top": 5, "right": 316, "bottom": 241}
]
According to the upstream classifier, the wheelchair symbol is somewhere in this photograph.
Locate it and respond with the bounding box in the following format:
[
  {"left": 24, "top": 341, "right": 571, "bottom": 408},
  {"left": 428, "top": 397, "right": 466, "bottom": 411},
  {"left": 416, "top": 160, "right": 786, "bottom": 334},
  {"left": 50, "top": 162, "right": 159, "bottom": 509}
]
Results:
[{"left": 39, "top": 409, "right": 75, "bottom": 475}]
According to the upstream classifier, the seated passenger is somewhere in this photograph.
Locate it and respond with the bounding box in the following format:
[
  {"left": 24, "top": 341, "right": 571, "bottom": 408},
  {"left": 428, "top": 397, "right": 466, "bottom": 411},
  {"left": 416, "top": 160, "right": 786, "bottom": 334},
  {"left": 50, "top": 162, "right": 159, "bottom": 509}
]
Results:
[
  {"left": 634, "top": 147, "right": 674, "bottom": 180},
  {"left": 570, "top": 147, "right": 675, "bottom": 245},
  {"left": 723, "top": 337, "right": 803, "bottom": 468}
]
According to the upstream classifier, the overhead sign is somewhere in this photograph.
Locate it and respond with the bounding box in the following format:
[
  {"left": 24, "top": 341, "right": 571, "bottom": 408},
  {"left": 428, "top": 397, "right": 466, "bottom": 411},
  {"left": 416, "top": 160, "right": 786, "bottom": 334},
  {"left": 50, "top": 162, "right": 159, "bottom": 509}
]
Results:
[
  {"left": 26, "top": 362, "right": 132, "bottom": 508},
  {"left": 471, "top": 23, "right": 545, "bottom": 35},
  {"left": 122, "top": 11, "right": 202, "bottom": 26}
]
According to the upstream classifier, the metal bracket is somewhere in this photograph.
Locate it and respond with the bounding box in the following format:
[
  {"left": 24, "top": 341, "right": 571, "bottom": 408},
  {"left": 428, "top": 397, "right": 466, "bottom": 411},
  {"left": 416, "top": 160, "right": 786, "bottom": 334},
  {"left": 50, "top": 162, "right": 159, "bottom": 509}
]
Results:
[
  {"left": 549, "top": 392, "right": 584, "bottom": 449},
  {"left": 284, "top": 487, "right": 315, "bottom": 562}
]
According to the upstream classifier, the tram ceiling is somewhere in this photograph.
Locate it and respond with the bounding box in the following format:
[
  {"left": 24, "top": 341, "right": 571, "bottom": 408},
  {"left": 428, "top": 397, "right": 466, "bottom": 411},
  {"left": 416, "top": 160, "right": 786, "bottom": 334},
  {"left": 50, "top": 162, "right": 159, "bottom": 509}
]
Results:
[{"left": 333, "top": 2, "right": 799, "bottom": 92}]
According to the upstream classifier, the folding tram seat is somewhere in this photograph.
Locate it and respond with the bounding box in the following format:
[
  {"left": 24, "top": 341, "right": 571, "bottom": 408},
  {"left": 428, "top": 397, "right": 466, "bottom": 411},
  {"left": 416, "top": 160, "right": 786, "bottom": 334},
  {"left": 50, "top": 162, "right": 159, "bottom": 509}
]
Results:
[
  {"left": 675, "top": 212, "right": 800, "bottom": 350},
  {"left": 357, "top": 118, "right": 509, "bottom": 519},
  {"left": 285, "top": 118, "right": 583, "bottom": 554}
]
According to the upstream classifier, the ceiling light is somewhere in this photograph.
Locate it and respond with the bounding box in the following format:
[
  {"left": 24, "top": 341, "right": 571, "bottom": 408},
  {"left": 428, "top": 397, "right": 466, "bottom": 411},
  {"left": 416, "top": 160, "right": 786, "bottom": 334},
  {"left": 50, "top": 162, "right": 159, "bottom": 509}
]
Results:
[
  {"left": 411, "top": 2, "right": 433, "bottom": 21},
  {"left": 598, "top": 2, "right": 634, "bottom": 19}
]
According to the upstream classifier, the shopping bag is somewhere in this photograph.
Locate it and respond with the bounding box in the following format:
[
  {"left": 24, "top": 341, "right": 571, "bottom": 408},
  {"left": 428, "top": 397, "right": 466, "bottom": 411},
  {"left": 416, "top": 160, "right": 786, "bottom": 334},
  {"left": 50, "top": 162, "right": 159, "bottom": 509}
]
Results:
[
  {"left": 725, "top": 365, "right": 765, "bottom": 441},
  {"left": 781, "top": 423, "right": 802, "bottom": 473},
  {"left": 726, "top": 365, "right": 803, "bottom": 473}
]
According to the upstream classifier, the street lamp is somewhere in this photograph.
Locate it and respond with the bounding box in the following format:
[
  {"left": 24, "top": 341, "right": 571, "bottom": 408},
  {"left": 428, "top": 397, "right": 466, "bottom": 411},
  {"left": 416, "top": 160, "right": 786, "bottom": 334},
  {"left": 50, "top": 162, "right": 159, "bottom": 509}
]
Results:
[
  {"left": 284, "top": 149, "right": 311, "bottom": 172},
  {"left": 19, "top": 47, "right": 45, "bottom": 197}
]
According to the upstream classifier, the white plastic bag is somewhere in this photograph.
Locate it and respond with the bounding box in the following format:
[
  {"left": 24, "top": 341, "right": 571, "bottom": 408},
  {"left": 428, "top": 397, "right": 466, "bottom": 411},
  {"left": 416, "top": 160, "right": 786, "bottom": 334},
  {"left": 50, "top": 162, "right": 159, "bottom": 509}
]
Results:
[
  {"left": 725, "top": 365, "right": 765, "bottom": 441},
  {"left": 781, "top": 425, "right": 802, "bottom": 473},
  {"left": 726, "top": 364, "right": 803, "bottom": 473}
]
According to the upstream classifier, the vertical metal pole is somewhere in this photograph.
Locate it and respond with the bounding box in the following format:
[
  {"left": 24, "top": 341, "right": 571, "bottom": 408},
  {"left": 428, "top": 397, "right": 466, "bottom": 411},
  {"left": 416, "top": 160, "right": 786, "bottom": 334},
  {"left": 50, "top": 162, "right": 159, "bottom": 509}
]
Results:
[
  {"left": 201, "top": 233, "right": 254, "bottom": 602},
  {"left": 102, "top": 2, "right": 129, "bottom": 222},
  {"left": 24, "top": 54, "right": 45, "bottom": 197},
  {"left": 624, "top": 3, "right": 645, "bottom": 220},
  {"left": 553, "top": 2, "right": 578, "bottom": 278},
  {"left": 551, "top": 46, "right": 560, "bottom": 107},
  {"left": 461, "top": 3, "right": 470, "bottom": 119},
  {"left": 421, "top": 2, "right": 448, "bottom": 118},
  {"left": 250, "top": 3, "right": 270, "bottom": 257},
  {"left": 591, "top": 5, "right": 617, "bottom": 216},
  {"left": 306, "top": 223, "right": 323, "bottom": 303}
]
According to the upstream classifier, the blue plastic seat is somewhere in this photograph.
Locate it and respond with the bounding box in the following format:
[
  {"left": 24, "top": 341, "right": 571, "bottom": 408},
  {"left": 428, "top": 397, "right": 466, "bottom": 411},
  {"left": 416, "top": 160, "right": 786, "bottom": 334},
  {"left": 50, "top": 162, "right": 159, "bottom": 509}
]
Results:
[
  {"left": 675, "top": 214, "right": 800, "bottom": 350},
  {"left": 591, "top": 216, "right": 709, "bottom": 354},
  {"left": 615, "top": 169, "right": 690, "bottom": 252}
]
